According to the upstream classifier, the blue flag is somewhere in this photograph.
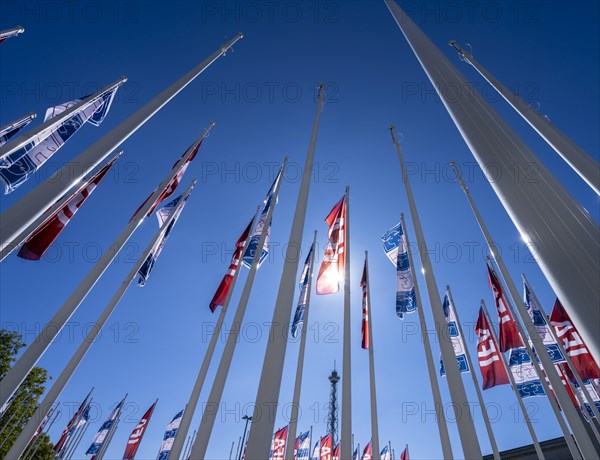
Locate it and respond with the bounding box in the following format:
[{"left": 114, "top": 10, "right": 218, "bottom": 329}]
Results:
[{"left": 291, "top": 244, "right": 314, "bottom": 338}]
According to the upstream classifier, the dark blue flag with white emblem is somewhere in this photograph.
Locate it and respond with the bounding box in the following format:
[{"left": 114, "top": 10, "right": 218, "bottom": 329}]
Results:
[
  {"left": 291, "top": 243, "right": 314, "bottom": 338},
  {"left": 439, "top": 292, "right": 470, "bottom": 376}
]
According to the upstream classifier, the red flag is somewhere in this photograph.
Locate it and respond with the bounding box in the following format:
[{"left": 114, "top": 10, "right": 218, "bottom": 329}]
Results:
[
  {"left": 316, "top": 197, "right": 346, "bottom": 295},
  {"left": 486, "top": 261, "right": 523, "bottom": 351},
  {"left": 361, "top": 441, "right": 372, "bottom": 460},
  {"left": 550, "top": 298, "right": 600, "bottom": 381},
  {"left": 400, "top": 445, "right": 409, "bottom": 460},
  {"left": 269, "top": 425, "right": 289, "bottom": 460},
  {"left": 209, "top": 218, "right": 253, "bottom": 312},
  {"left": 320, "top": 434, "right": 333, "bottom": 460},
  {"left": 475, "top": 307, "right": 510, "bottom": 390},
  {"left": 332, "top": 444, "right": 340, "bottom": 460},
  {"left": 17, "top": 158, "right": 116, "bottom": 260},
  {"left": 361, "top": 258, "right": 369, "bottom": 349},
  {"left": 54, "top": 390, "right": 92, "bottom": 454},
  {"left": 122, "top": 401, "right": 157, "bottom": 460}
]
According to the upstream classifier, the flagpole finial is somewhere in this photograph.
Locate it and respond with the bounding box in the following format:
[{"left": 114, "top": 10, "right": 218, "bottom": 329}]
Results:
[
  {"left": 446, "top": 284, "right": 450, "bottom": 290},
  {"left": 448, "top": 40, "right": 465, "bottom": 56}
]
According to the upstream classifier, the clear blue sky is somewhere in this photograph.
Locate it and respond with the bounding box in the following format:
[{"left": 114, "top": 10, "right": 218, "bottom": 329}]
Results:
[{"left": 1, "top": 1, "right": 598, "bottom": 459}]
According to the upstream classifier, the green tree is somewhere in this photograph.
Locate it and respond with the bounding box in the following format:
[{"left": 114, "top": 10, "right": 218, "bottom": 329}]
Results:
[{"left": 0, "top": 330, "right": 54, "bottom": 459}]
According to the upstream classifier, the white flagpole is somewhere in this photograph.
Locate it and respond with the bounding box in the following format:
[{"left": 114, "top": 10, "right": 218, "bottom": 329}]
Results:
[
  {"left": 64, "top": 422, "right": 90, "bottom": 460},
  {"left": 284, "top": 231, "right": 318, "bottom": 460},
  {"left": 390, "top": 127, "right": 482, "bottom": 459},
  {"left": 96, "top": 399, "right": 125, "bottom": 460},
  {"left": 5, "top": 181, "right": 196, "bottom": 459},
  {"left": 480, "top": 301, "right": 546, "bottom": 460},
  {"left": 189, "top": 159, "right": 288, "bottom": 460},
  {"left": 449, "top": 41, "right": 599, "bottom": 195},
  {"left": 400, "top": 213, "right": 453, "bottom": 459},
  {"left": 0, "top": 112, "right": 36, "bottom": 138},
  {"left": 364, "top": 251, "right": 380, "bottom": 458},
  {"left": 246, "top": 84, "right": 326, "bottom": 460},
  {"left": 446, "top": 286, "right": 501, "bottom": 460},
  {"left": 0, "top": 124, "right": 211, "bottom": 410},
  {"left": 450, "top": 158, "right": 594, "bottom": 458},
  {"left": 0, "top": 33, "right": 242, "bottom": 255},
  {"left": 169, "top": 205, "right": 262, "bottom": 459},
  {"left": 385, "top": 0, "right": 600, "bottom": 368},
  {"left": 0, "top": 26, "right": 25, "bottom": 41}
]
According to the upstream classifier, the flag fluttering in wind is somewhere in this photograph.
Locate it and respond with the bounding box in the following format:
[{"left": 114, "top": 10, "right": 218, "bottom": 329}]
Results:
[
  {"left": 269, "top": 425, "right": 289, "bottom": 460},
  {"left": 352, "top": 445, "right": 359, "bottom": 460},
  {"left": 291, "top": 243, "right": 315, "bottom": 337},
  {"left": 316, "top": 197, "right": 346, "bottom": 295},
  {"left": 54, "top": 390, "right": 92, "bottom": 455},
  {"left": 122, "top": 400, "right": 157, "bottom": 460},
  {"left": 380, "top": 445, "right": 391, "bottom": 460},
  {"left": 209, "top": 217, "right": 253, "bottom": 312},
  {"left": 475, "top": 307, "right": 510, "bottom": 390},
  {"left": 137, "top": 194, "right": 188, "bottom": 286},
  {"left": 332, "top": 443, "right": 340, "bottom": 460},
  {"left": 400, "top": 445, "right": 409, "bottom": 460},
  {"left": 439, "top": 293, "right": 469, "bottom": 376},
  {"left": 361, "top": 441, "right": 372, "bottom": 460},
  {"left": 319, "top": 434, "right": 333, "bottom": 460},
  {"left": 361, "top": 258, "right": 370, "bottom": 349},
  {"left": 157, "top": 409, "right": 184, "bottom": 460},
  {"left": 561, "top": 364, "right": 600, "bottom": 418},
  {"left": 17, "top": 157, "right": 117, "bottom": 260},
  {"left": 508, "top": 347, "right": 545, "bottom": 399},
  {"left": 310, "top": 440, "right": 320, "bottom": 460},
  {"left": 550, "top": 298, "right": 600, "bottom": 382},
  {"left": 86, "top": 397, "right": 125, "bottom": 456},
  {"left": 486, "top": 261, "right": 523, "bottom": 351},
  {"left": 0, "top": 114, "right": 35, "bottom": 146},
  {"left": 243, "top": 167, "right": 283, "bottom": 268},
  {"left": 294, "top": 430, "right": 311, "bottom": 460},
  {"left": 381, "top": 222, "right": 416, "bottom": 318},
  {"left": 0, "top": 86, "right": 119, "bottom": 194}
]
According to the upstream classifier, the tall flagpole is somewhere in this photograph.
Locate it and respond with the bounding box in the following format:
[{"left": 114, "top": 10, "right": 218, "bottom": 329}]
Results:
[
  {"left": 169, "top": 205, "right": 262, "bottom": 459},
  {"left": 0, "top": 33, "right": 242, "bottom": 255},
  {"left": 246, "top": 84, "right": 326, "bottom": 460},
  {"left": 390, "top": 126, "right": 482, "bottom": 459},
  {"left": 284, "top": 231, "right": 318, "bottom": 460},
  {"left": 5, "top": 182, "right": 196, "bottom": 459},
  {"left": 480, "top": 301, "right": 546, "bottom": 460},
  {"left": 0, "top": 112, "right": 36, "bottom": 139},
  {"left": 401, "top": 213, "right": 453, "bottom": 459},
  {"left": 0, "top": 26, "right": 25, "bottom": 41},
  {"left": 189, "top": 159, "right": 288, "bottom": 460},
  {"left": 445, "top": 286, "right": 500, "bottom": 460},
  {"left": 385, "top": 0, "right": 600, "bottom": 367},
  {"left": 0, "top": 123, "right": 212, "bottom": 410},
  {"left": 364, "top": 251, "right": 380, "bottom": 458},
  {"left": 450, "top": 159, "right": 596, "bottom": 458},
  {"left": 448, "top": 41, "right": 599, "bottom": 195}
]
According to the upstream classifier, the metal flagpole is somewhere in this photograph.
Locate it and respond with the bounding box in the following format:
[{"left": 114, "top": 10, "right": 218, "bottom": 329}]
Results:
[
  {"left": 390, "top": 127, "right": 482, "bottom": 460},
  {"left": 284, "top": 231, "right": 318, "bottom": 460},
  {"left": 0, "top": 123, "right": 211, "bottom": 410},
  {"left": 0, "top": 33, "right": 242, "bottom": 255},
  {"left": 0, "top": 112, "right": 36, "bottom": 138},
  {"left": 449, "top": 41, "right": 599, "bottom": 195},
  {"left": 65, "top": 422, "right": 90, "bottom": 460},
  {"left": 21, "top": 404, "right": 55, "bottom": 460},
  {"left": 246, "top": 84, "right": 326, "bottom": 460},
  {"left": 185, "top": 430, "right": 198, "bottom": 460},
  {"left": 401, "top": 214, "right": 453, "bottom": 459},
  {"left": 169, "top": 205, "right": 262, "bottom": 459},
  {"left": 189, "top": 159, "right": 288, "bottom": 460},
  {"left": 364, "top": 251, "right": 380, "bottom": 458},
  {"left": 228, "top": 440, "right": 235, "bottom": 460},
  {"left": 450, "top": 157, "right": 595, "bottom": 457},
  {"left": 29, "top": 407, "right": 61, "bottom": 460},
  {"left": 96, "top": 408, "right": 122, "bottom": 460},
  {"left": 63, "top": 414, "right": 89, "bottom": 460},
  {"left": 0, "top": 26, "right": 25, "bottom": 41},
  {"left": 385, "top": 0, "right": 600, "bottom": 367},
  {"left": 4, "top": 182, "right": 196, "bottom": 459},
  {"left": 480, "top": 301, "right": 547, "bottom": 460},
  {"left": 235, "top": 436, "right": 242, "bottom": 460},
  {"left": 446, "top": 286, "right": 501, "bottom": 460}
]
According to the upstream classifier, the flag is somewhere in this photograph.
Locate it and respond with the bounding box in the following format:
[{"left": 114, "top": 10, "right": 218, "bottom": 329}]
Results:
[
  {"left": 316, "top": 196, "right": 346, "bottom": 295},
  {"left": 361, "top": 441, "right": 372, "bottom": 460},
  {"left": 439, "top": 293, "right": 469, "bottom": 376},
  {"left": 550, "top": 298, "right": 600, "bottom": 381},
  {"left": 564, "top": 369, "right": 600, "bottom": 418},
  {"left": 291, "top": 243, "right": 315, "bottom": 337},
  {"left": 320, "top": 434, "right": 333, "bottom": 460},
  {"left": 17, "top": 158, "right": 117, "bottom": 260},
  {"left": 269, "top": 425, "right": 289, "bottom": 460},
  {"left": 381, "top": 222, "right": 417, "bottom": 318},
  {"left": 210, "top": 217, "right": 253, "bottom": 312},
  {"left": 157, "top": 409, "right": 184, "bottom": 460},
  {"left": 400, "top": 445, "right": 409, "bottom": 460},
  {"left": 54, "top": 390, "right": 92, "bottom": 455},
  {"left": 380, "top": 445, "right": 391, "bottom": 460},
  {"left": 475, "top": 307, "right": 510, "bottom": 389},
  {"left": 508, "top": 346, "right": 545, "bottom": 398},
  {"left": 361, "top": 258, "right": 370, "bottom": 349},
  {"left": 294, "top": 430, "right": 311, "bottom": 460},
  {"left": 332, "top": 444, "right": 340, "bottom": 460},
  {"left": 123, "top": 401, "right": 157, "bottom": 460},
  {"left": 0, "top": 86, "right": 119, "bottom": 194},
  {"left": 310, "top": 440, "right": 320, "bottom": 460},
  {"left": 243, "top": 167, "right": 283, "bottom": 268},
  {"left": 352, "top": 445, "right": 359, "bottom": 460},
  {"left": 137, "top": 194, "right": 188, "bottom": 286},
  {"left": 86, "top": 397, "right": 125, "bottom": 455},
  {"left": 0, "top": 115, "right": 35, "bottom": 146},
  {"left": 486, "top": 261, "right": 523, "bottom": 351}
]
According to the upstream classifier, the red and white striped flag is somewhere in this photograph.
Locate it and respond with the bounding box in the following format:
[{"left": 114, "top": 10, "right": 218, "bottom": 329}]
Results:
[
  {"left": 475, "top": 307, "right": 510, "bottom": 390},
  {"left": 486, "top": 261, "right": 523, "bottom": 351},
  {"left": 320, "top": 434, "right": 333, "bottom": 460},
  {"left": 17, "top": 158, "right": 117, "bottom": 260},
  {"left": 361, "top": 258, "right": 369, "bottom": 349},
  {"left": 550, "top": 299, "right": 600, "bottom": 382},
  {"left": 269, "top": 425, "right": 289, "bottom": 460},
  {"left": 316, "top": 197, "right": 346, "bottom": 295},
  {"left": 209, "top": 217, "right": 253, "bottom": 312}
]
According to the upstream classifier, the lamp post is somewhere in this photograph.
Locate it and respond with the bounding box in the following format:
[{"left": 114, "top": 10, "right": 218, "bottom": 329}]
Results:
[{"left": 237, "top": 415, "right": 253, "bottom": 460}]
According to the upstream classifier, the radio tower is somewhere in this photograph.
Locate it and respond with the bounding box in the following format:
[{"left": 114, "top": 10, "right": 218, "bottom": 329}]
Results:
[{"left": 327, "top": 364, "right": 340, "bottom": 446}]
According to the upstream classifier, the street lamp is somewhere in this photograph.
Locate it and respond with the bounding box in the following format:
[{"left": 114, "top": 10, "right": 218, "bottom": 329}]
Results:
[{"left": 237, "top": 415, "right": 253, "bottom": 460}]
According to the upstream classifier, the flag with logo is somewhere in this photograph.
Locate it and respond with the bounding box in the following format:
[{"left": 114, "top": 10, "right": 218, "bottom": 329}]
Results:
[
  {"left": 86, "top": 397, "right": 125, "bottom": 455},
  {"left": 291, "top": 243, "right": 315, "bottom": 338},
  {"left": 439, "top": 292, "right": 469, "bottom": 376},
  {"left": 0, "top": 114, "right": 35, "bottom": 146},
  {"left": 361, "top": 441, "right": 372, "bottom": 460},
  {"left": 123, "top": 400, "right": 157, "bottom": 460},
  {"left": 332, "top": 444, "right": 340, "bottom": 460},
  {"left": 269, "top": 425, "right": 289, "bottom": 460},
  {"left": 361, "top": 258, "right": 370, "bottom": 349},
  {"left": 54, "top": 390, "right": 92, "bottom": 455},
  {"left": 475, "top": 307, "right": 510, "bottom": 390},
  {"left": 381, "top": 222, "right": 416, "bottom": 318},
  {"left": 380, "top": 445, "right": 391, "bottom": 460},
  {"left": 0, "top": 86, "right": 119, "bottom": 194},
  {"left": 316, "top": 196, "right": 346, "bottom": 295},
  {"left": 295, "top": 430, "right": 311, "bottom": 460},
  {"left": 508, "top": 346, "right": 545, "bottom": 398},
  {"left": 157, "top": 409, "right": 184, "bottom": 460},
  {"left": 319, "top": 434, "right": 333, "bottom": 460}
]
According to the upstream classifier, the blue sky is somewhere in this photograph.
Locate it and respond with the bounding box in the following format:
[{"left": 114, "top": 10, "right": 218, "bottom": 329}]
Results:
[{"left": 1, "top": 1, "right": 599, "bottom": 459}]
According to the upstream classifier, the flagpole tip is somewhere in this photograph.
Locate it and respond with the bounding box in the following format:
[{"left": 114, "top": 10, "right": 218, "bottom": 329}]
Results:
[{"left": 237, "top": 32, "right": 244, "bottom": 38}]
